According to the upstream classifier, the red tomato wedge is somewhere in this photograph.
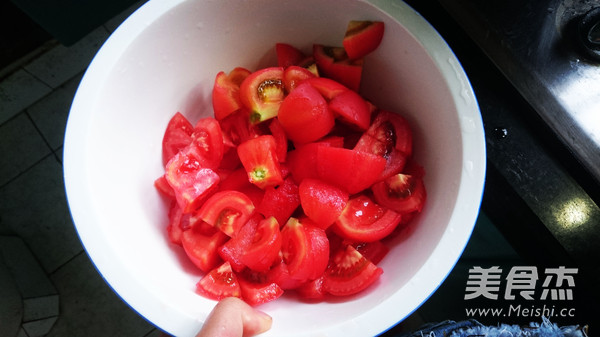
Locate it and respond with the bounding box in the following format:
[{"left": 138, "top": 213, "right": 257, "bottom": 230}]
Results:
[
  {"left": 197, "top": 190, "right": 256, "bottom": 237},
  {"left": 313, "top": 44, "right": 363, "bottom": 92},
  {"left": 268, "top": 118, "right": 288, "bottom": 162},
  {"left": 212, "top": 67, "right": 251, "bottom": 120},
  {"left": 219, "top": 108, "right": 263, "bottom": 147},
  {"left": 296, "top": 275, "right": 327, "bottom": 300},
  {"left": 323, "top": 245, "right": 383, "bottom": 296},
  {"left": 182, "top": 226, "right": 229, "bottom": 273},
  {"left": 239, "top": 216, "right": 282, "bottom": 272},
  {"left": 299, "top": 178, "right": 348, "bottom": 229},
  {"left": 196, "top": 261, "right": 242, "bottom": 300},
  {"left": 334, "top": 194, "right": 402, "bottom": 242},
  {"left": 305, "top": 77, "right": 349, "bottom": 100},
  {"left": 280, "top": 218, "right": 313, "bottom": 282},
  {"left": 342, "top": 21, "right": 385, "bottom": 60},
  {"left": 237, "top": 135, "right": 284, "bottom": 189},
  {"left": 371, "top": 173, "right": 427, "bottom": 214},
  {"left": 162, "top": 112, "right": 194, "bottom": 165},
  {"left": 239, "top": 67, "right": 285, "bottom": 124},
  {"left": 277, "top": 81, "right": 335, "bottom": 144}
]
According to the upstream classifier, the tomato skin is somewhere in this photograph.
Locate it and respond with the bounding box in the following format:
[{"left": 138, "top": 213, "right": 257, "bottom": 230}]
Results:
[
  {"left": 267, "top": 260, "right": 306, "bottom": 290},
  {"left": 162, "top": 112, "right": 194, "bottom": 165},
  {"left": 212, "top": 67, "right": 251, "bottom": 121},
  {"left": 368, "top": 110, "right": 413, "bottom": 157},
  {"left": 165, "top": 149, "right": 220, "bottom": 213},
  {"left": 371, "top": 173, "right": 427, "bottom": 214},
  {"left": 286, "top": 143, "right": 323, "bottom": 184},
  {"left": 197, "top": 190, "right": 256, "bottom": 237},
  {"left": 280, "top": 218, "right": 313, "bottom": 282},
  {"left": 316, "top": 146, "right": 386, "bottom": 195},
  {"left": 299, "top": 178, "right": 348, "bottom": 229},
  {"left": 342, "top": 21, "right": 385, "bottom": 60},
  {"left": 196, "top": 262, "right": 242, "bottom": 300},
  {"left": 277, "top": 82, "right": 335, "bottom": 145},
  {"left": 237, "top": 135, "right": 284, "bottom": 189},
  {"left": 354, "top": 132, "right": 408, "bottom": 181},
  {"left": 239, "top": 67, "right": 285, "bottom": 124},
  {"left": 181, "top": 226, "right": 229, "bottom": 273},
  {"left": 323, "top": 245, "right": 383, "bottom": 296},
  {"left": 352, "top": 240, "right": 389, "bottom": 265},
  {"left": 257, "top": 177, "right": 300, "bottom": 226},
  {"left": 334, "top": 194, "right": 402, "bottom": 242},
  {"left": 283, "top": 65, "right": 316, "bottom": 93}
]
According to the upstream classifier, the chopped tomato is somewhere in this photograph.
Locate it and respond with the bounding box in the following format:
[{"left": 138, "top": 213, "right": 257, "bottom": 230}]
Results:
[
  {"left": 286, "top": 143, "right": 324, "bottom": 184},
  {"left": 329, "top": 89, "right": 372, "bottom": 131},
  {"left": 277, "top": 81, "right": 335, "bottom": 144},
  {"left": 189, "top": 117, "right": 225, "bottom": 170},
  {"left": 303, "top": 221, "right": 330, "bottom": 280},
  {"left": 283, "top": 65, "right": 316, "bottom": 93},
  {"left": 219, "top": 108, "right": 263, "bottom": 146},
  {"left": 218, "top": 214, "right": 262, "bottom": 272},
  {"left": 352, "top": 240, "right": 389, "bottom": 265},
  {"left": 239, "top": 216, "right": 282, "bottom": 272},
  {"left": 237, "top": 135, "right": 284, "bottom": 189},
  {"left": 334, "top": 194, "right": 402, "bottom": 242},
  {"left": 212, "top": 67, "right": 251, "bottom": 120},
  {"left": 313, "top": 44, "right": 363, "bottom": 92},
  {"left": 238, "top": 269, "right": 284, "bottom": 306},
  {"left": 371, "top": 173, "right": 426, "bottom": 214},
  {"left": 323, "top": 245, "right": 383, "bottom": 296},
  {"left": 296, "top": 275, "right": 327, "bottom": 300},
  {"left": 182, "top": 226, "right": 229, "bottom": 273},
  {"left": 166, "top": 201, "right": 184, "bottom": 245},
  {"left": 368, "top": 110, "right": 413, "bottom": 157},
  {"left": 305, "top": 77, "right": 349, "bottom": 100},
  {"left": 239, "top": 67, "right": 285, "bottom": 124},
  {"left": 275, "top": 43, "right": 307, "bottom": 68},
  {"left": 165, "top": 149, "right": 220, "bottom": 213},
  {"left": 154, "top": 174, "right": 175, "bottom": 199},
  {"left": 197, "top": 190, "right": 256, "bottom": 237},
  {"left": 162, "top": 112, "right": 194, "bottom": 165},
  {"left": 257, "top": 177, "right": 300, "bottom": 226},
  {"left": 299, "top": 178, "right": 348, "bottom": 229},
  {"left": 196, "top": 261, "right": 242, "bottom": 300},
  {"left": 267, "top": 259, "right": 306, "bottom": 290},
  {"left": 280, "top": 218, "right": 313, "bottom": 282},
  {"left": 316, "top": 146, "right": 386, "bottom": 194},
  {"left": 268, "top": 118, "right": 288, "bottom": 162},
  {"left": 342, "top": 21, "right": 385, "bottom": 60}
]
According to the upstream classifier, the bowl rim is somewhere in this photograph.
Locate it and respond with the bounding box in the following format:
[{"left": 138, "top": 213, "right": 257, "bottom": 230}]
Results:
[{"left": 63, "top": 0, "right": 486, "bottom": 336}]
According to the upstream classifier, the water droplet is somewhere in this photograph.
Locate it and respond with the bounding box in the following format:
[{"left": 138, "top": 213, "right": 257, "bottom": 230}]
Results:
[{"left": 492, "top": 127, "right": 508, "bottom": 139}]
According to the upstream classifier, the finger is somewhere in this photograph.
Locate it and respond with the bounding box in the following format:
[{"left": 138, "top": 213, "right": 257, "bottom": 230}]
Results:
[{"left": 196, "top": 297, "right": 272, "bottom": 337}]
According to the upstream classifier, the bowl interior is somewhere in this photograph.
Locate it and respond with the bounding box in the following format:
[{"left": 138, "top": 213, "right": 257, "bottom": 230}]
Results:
[{"left": 64, "top": 0, "right": 485, "bottom": 336}]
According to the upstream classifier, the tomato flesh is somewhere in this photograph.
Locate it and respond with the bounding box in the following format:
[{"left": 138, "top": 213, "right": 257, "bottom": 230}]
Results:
[
  {"left": 275, "top": 42, "right": 307, "bottom": 68},
  {"left": 313, "top": 44, "right": 363, "bottom": 92}
]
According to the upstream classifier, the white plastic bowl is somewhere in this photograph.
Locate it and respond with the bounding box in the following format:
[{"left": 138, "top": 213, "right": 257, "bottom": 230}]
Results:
[{"left": 63, "top": 0, "right": 486, "bottom": 336}]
